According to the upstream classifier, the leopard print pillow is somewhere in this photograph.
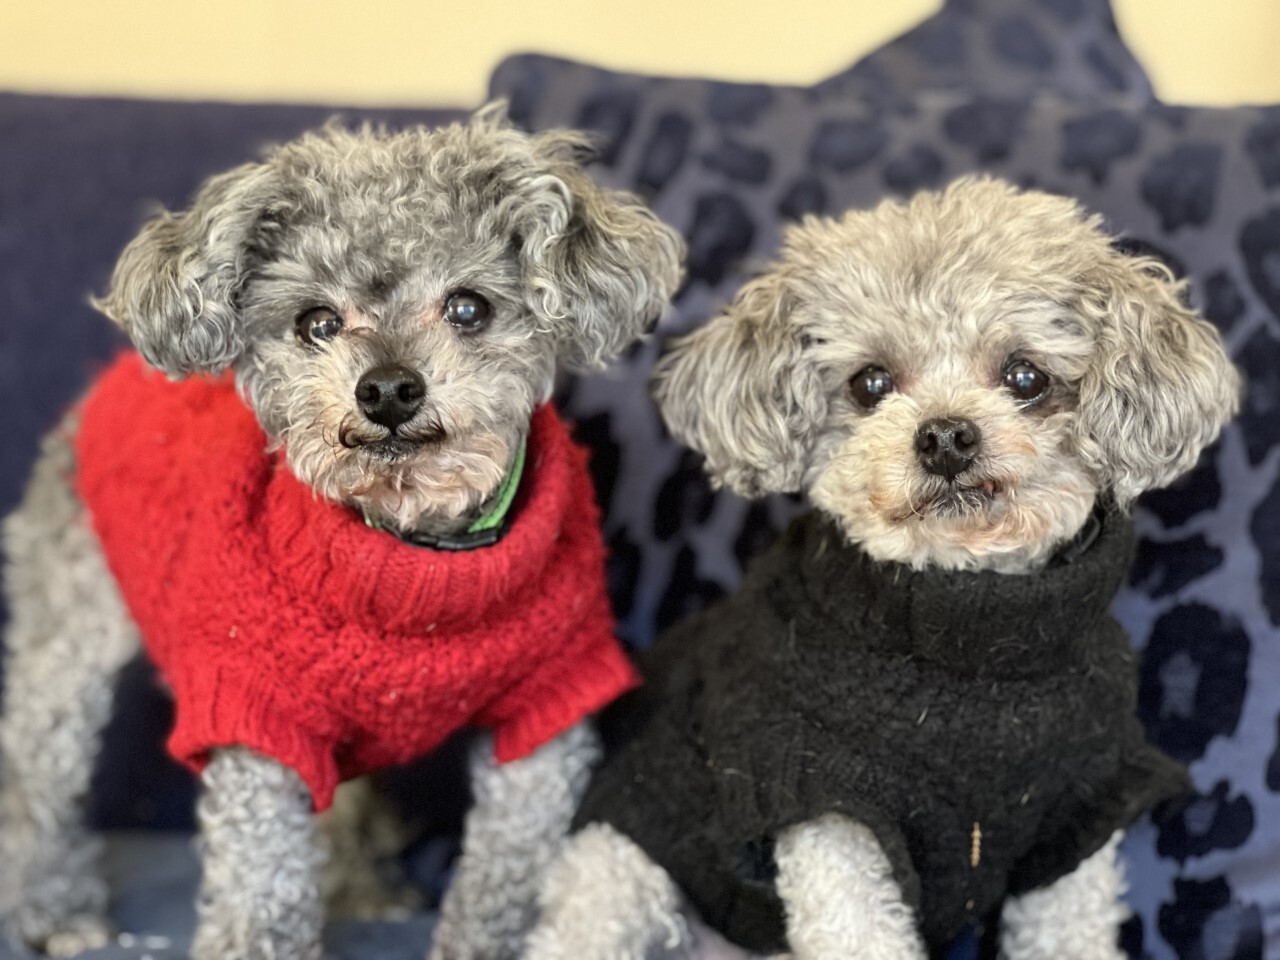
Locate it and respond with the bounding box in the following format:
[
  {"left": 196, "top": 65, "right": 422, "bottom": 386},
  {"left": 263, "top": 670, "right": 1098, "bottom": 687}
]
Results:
[{"left": 491, "top": 27, "right": 1279, "bottom": 960}]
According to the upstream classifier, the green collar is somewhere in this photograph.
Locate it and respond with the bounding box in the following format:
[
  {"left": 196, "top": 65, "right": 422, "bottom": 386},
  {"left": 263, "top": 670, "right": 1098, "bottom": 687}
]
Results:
[
  {"left": 466, "top": 439, "right": 526, "bottom": 536},
  {"left": 365, "top": 439, "right": 527, "bottom": 552}
]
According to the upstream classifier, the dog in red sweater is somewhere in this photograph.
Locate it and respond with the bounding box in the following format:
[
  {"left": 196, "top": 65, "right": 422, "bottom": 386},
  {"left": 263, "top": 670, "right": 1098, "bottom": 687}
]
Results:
[{"left": 0, "top": 105, "right": 682, "bottom": 960}]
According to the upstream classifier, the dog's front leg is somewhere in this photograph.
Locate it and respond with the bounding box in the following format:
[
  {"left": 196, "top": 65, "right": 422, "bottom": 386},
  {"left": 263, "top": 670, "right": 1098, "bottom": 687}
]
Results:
[
  {"left": 774, "top": 814, "right": 927, "bottom": 960},
  {"left": 998, "top": 831, "right": 1127, "bottom": 960},
  {"left": 429, "top": 721, "right": 601, "bottom": 960},
  {"left": 524, "top": 822, "right": 695, "bottom": 960},
  {"left": 192, "top": 747, "right": 325, "bottom": 960}
]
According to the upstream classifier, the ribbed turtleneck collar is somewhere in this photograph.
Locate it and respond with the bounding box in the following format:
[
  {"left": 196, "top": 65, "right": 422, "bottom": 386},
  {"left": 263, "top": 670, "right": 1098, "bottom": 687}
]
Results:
[
  {"left": 764, "top": 507, "right": 1135, "bottom": 679},
  {"left": 265, "top": 404, "right": 573, "bottom": 634}
]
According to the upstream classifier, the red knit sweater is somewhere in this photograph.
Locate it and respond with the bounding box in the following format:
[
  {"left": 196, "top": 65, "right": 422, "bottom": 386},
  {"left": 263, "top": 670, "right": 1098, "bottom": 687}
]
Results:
[{"left": 75, "top": 353, "right": 637, "bottom": 810}]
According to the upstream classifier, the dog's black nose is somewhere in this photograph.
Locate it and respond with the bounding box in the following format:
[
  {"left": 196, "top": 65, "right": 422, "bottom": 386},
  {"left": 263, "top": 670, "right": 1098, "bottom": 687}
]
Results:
[
  {"left": 915, "top": 417, "right": 981, "bottom": 481},
  {"left": 355, "top": 364, "right": 426, "bottom": 430}
]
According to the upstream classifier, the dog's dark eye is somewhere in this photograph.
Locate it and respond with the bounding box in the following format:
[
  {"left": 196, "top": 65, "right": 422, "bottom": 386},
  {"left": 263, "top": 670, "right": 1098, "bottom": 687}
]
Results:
[
  {"left": 850, "top": 365, "right": 895, "bottom": 409},
  {"left": 1003, "top": 359, "right": 1050, "bottom": 403},
  {"left": 444, "top": 290, "right": 492, "bottom": 333},
  {"left": 296, "top": 307, "right": 344, "bottom": 346}
]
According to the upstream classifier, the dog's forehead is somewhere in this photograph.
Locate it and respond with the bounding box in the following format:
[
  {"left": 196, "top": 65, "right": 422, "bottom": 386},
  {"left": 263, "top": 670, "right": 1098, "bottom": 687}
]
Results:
[
  {"left": 792, "top": 207, "right": 1097, "bottom": 376},
  {"left": 800, "top": 266, "right": 1083, "bottom": 365},
  {"left": 255, "top": 176, "right": 520, "bottom": 306}
]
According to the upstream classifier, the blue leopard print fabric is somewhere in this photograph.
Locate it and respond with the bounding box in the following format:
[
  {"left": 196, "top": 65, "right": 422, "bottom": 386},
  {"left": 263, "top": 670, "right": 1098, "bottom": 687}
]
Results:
[{"left": 489, "top": 4, "right": 1280, "bottom": 957}]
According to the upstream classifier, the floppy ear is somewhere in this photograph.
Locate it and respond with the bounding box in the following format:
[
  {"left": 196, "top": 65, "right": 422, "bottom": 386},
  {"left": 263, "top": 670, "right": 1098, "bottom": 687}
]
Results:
[
  {"left": 652, "top": 269, "right": 827, "bottom": 498},
  {"left": 94, "top": 161, "right": 277, "bottom": 378},
  {"left": 510, "top": 125, "right": 685, "bottom": 369},
  {"left": 1073, "top": 253, "right": 1240, "bottom": 506}
]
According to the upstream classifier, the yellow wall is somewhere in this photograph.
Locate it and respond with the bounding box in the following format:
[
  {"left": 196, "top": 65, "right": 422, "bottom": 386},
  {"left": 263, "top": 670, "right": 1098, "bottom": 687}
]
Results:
[{"left": 2, "top": 0, "right": 1278, "bottom": 108}]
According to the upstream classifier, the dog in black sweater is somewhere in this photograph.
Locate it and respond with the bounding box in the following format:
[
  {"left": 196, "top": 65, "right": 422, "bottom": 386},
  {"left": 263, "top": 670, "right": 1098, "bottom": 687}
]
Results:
[{"left": 523, "top": 178, "right": 1240, "bottom": 960}]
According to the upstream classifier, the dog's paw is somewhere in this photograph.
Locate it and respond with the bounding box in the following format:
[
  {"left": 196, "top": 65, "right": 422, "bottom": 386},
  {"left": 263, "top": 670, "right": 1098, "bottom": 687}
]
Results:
[
  {"left": 3, "top": 910, "right": 116, "bottom": 958},
  {"left": 41, "top": 914, "right": 116, "bottom": 958}
]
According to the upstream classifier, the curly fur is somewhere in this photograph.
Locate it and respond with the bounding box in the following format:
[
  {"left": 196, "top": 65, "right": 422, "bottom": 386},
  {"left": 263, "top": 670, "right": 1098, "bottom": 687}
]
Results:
[
  {"left": 774, "top": 815, "right": 927, "bottom": 960},
  {"left": 430, "top": 724, "right": 601, "bottom": 960},
  {"left": 96, "top": 102, "right": 683, "bottom": 531},
  {"left": 192, "top": 748, "right": 325, "bottom": 960},
  {"left": 0, "top": 420, "right": 137, "bottom": 958},
  {"left": 1000, "top": 832, "right": 1129, "bottom": 960},
  {"left": 655, "top": 176, "right": 1239, "bottom": 571},
  {"left": 527, "top": 823, "right": 695, "bottom": 960},
  {"left": 538, "top": 177, "right": 1240, "bottom": 960},
  {"left": 1, "top": 106, "right": 682, "bottom": 959}
]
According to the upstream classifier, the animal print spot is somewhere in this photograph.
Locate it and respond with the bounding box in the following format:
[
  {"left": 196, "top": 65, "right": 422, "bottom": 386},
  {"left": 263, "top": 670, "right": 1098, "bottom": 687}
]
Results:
[
  {"left": 656, "top": 544, "right": 725, "bottom": 633},
  {"left": 1155, "top": 781, "right": 1255, "bottom": 863},
  {"left": 909, "top": 20, "right": 967, "bottom": 68},
  {"left": 777, "top": 176, "right": 827, "bottom": 221},
  {"left": 1140, "top": 143, "right": 1224, "bottom": 232},
  {"left": 1036, "top": 0, "right": 1085, "bottom": 24},
  {"left": 685, "top": 193, "right": 755, "bottom": 287},
  {"left": 883, "top": 144, "right": 945, "bottom": 194},
  {"left": 1061, "top": 109, "right": 1142, "bottom": 185},
  {"left": 993, "top": 16, "right": 1055, "bottom": 71},
  {"left": 636, "top": 112, "right": 694, "bottom": 198},
  {"left": 942, "top": 99, "right": 1028, "bottom": 163},
  {"left": 707, "top": 83, "right": 775, "bottom": 125},
  {"left": 1111, "top": 236, "right": 1187, "bottom": 279},
  {"left": 1236, "top": 325, "right": 1280, "bottom": 466},
  {"left": 1138, "top": 603, "right": 1249, "bottom": 763},
  {"left": 1267, "top": 714, "right": 1280, "bottom": 790},
  {"left": 654, "top": 449, "right": 716, "bottom": 542},
  {"left": 575, "top": 89, "right": 639, "bottom": 167},
  {"left": 606, "top": 528, "right": 642, "bottom": 628},
  {"left": 571, "top": 412, "right": 620, "bottom": 518},
  {"left": 1244, "top": 108, "right": 1280, "bottom": 188},
  {"left": 1239, "top": 207, "right": 1280, "bottom": 319},
  {"left": 815, "top": 61, "right": 888, "bottom": 102},
  {"left": 1201, "top": 270, "right": 1247, "bottom": 333},
  {"left": 1119, "top": 915, "right": 1146, "bottom": 960},
  {"left": 809, "top": 117, "right": 889, "bottom": 173},
  {"left": 1129, "top": 533, "right": 1224, "bottom": 599},
  {"left": 702, "top": 138, "right": 772, "bottom": 184},
  {"left": 1138, "top": 447, "right": 1222, "bottom": 528},
  {"left": 1083, "top": 41, "right": 1129, "bottom": 92},
  {"left": 1250, "top": 474, "right": 1280, "bottom": 624},
  {"left": 734, "top": 501, "right": 782, "bottom": 570},
  {"left": 1159, "top": 877, "right": 1264, "bottom": 960}
]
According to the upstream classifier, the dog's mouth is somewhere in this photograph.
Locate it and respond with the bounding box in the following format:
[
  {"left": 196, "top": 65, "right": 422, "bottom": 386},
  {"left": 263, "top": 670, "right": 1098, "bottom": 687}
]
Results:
[
  {"left": 891, "top": 479, "right": 1002, "bottom": 522},
  {"left": 340, "top": 422, "right": 449, "bottom": 462},
  {"left": 360, "top": 438, "right": 428, "bottom": 463}
]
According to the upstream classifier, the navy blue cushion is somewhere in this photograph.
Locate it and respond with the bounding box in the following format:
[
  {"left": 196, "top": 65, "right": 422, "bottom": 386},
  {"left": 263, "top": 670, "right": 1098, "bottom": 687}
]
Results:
[
  {"left": 487, "top": 12, "right": 1278, "bottom": 960},
  {"left": 818, "top": 0, "right": 1154, "bottom": 102}
]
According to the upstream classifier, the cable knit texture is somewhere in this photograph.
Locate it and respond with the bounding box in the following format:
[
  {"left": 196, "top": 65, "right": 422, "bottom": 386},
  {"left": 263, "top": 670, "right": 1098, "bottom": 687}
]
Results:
[
  {"left": 576, "top": 509, "right": 1187, "bottom": 954},
  {"left": 75, "top": 352, "right": 636, "bottom": 810}
]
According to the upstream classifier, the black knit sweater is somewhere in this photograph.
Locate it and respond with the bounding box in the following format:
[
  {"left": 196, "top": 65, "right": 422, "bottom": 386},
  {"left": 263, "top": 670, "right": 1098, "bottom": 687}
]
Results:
[{"left": 576, "top": 509, "right": 1186, "bottom": 955}]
